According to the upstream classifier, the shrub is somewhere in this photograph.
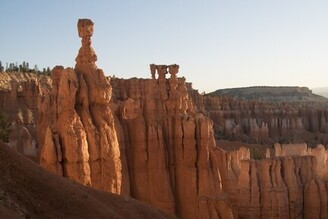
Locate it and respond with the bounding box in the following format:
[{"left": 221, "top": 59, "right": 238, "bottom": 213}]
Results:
[{"left": 250, "top": 147, "right": 263, "bottom": 160}]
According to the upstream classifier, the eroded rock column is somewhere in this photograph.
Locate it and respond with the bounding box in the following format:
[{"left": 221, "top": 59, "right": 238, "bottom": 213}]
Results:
[{"left": 39, "top": 19, "right": 129, "bottom": 195}]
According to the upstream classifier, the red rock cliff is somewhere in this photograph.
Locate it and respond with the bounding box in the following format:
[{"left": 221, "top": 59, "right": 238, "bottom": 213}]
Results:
[
  {"left": 0, "top": 72, "right": 50, "bottom": 158},
  {"left": 37, "top": 18, "right": 328, "bottom": 219},
  {"left": 217, "top": 144, "right": 328, "bottom": 219},
  {"left": 111, "top": 67, "right": 233, "bottom": 218},
  {"left": 38, "top": 19, "right": 129, "bottom": 194},
  {"left": 38, "top": 19, "right": 234, "bottom": 219},
  {"left": 199, "top": 95, "right": 328, "bottom": 146}
]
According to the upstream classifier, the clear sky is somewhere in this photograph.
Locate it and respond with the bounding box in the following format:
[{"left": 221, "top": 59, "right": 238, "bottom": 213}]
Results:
[{"left": 0, "top": 0, "right": 327, "bottom": 92}]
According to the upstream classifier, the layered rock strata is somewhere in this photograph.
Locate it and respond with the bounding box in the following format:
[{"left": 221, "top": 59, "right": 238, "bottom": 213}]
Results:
[
  {"left": 111, "top": 64, "right": 233, "bottom": 218},
  {"left": 217, "top": 144, "right": 328, "bottom": 219},
  {"left": 200, "top": 95, "right": 328, "bottom": 146}
]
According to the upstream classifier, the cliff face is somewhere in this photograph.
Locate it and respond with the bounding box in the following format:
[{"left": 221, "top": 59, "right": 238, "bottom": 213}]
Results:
[
  {"left": 201, "top": 96, "right": 328, "bottom": 146},
  {"left": 207, "top": 86, "right": 327, "bottom": 102},
  {"left": 0, "top": 72, "right": 50, "bottom": 159},
  {"left": 33, "top": 18, "right": 328, "bottom": 219},
  {"left": 274, "top": 143, "right": 328, "bottom": 180},
  {"left": 38, "top": 19, "right": 128, "bottom": 194},
  {"left": 111, "top": 73, "right": 233, "bottom": 218},
  {"left": 38, "top": 19, "right": 234, "bottom": 219},
  {"left": 217, "top": 144, "right": 328, "bottom": 219}
]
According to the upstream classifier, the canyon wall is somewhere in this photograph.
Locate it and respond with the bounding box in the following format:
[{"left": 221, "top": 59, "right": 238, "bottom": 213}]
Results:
[
  {"left": 218, "top": 144, "right": 328, "bottom": 219},
  {"left": 0, "top": 72, "right": 50, "bottom": 159},
  {"left": 2, "top": 18, "right": 323, "bottom": 218},
  {"left": 200, "top": 95, "right": 328, "bottom": 146},
  {"left": 274, "top": 143, "right": 328, "bottom": 181},
  {"left": 111, "top": 71, "right": 234, "bottom": 218},
  {"left": 37, "top": 19, "right": 234, "bottom": 219}
]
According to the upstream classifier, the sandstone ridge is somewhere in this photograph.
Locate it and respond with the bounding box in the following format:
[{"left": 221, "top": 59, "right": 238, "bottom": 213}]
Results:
[{"left": 207, "top": 86, "right": 328, "bottom": 102}]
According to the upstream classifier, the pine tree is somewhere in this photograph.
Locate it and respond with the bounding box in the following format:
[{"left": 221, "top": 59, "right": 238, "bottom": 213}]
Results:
[
  {"left": 46, "top": 67, "right": 51, "bottom": 75},
  {"left": 0, "top": 61, "right": 3, "bottom": 72}
]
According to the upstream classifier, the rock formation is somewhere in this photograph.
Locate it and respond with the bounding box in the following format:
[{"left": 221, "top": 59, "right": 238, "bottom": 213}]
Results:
[
  {"left": 0, "top": 72, "right": 50, "bottom": 159},
  {"left": 2, "top": 17, "right": 328, "bottom": 219},
  {"left": 38, "top": 19, "right": 234, "bottom": 218},
  {"left": 111, "top": 65, "right": 233, "bottom": 218},
  {"left": 216, "top": 144, "right": 328, "bottom": 219},
  {"left": 207, "top": 86, "right": 328, "bottom": 102},
  {"left": 39, "top": 19, "right": 129, "bottom": 194},
  {"left": 274, "top": 143, "right": 328, "bottom": 180},
  {"left": 198, "top": 95, "right": 328, "bottom": 146}
]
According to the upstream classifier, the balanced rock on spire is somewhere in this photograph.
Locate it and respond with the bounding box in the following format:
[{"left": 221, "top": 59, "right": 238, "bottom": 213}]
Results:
[
  {"left": 75, "top": 19, "right": 97, "bottom": 66},
  {"left": 39, "top": 18, "right": 128, "bottom": 195}
]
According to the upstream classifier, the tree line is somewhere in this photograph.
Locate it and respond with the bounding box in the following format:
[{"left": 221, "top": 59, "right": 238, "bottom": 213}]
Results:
[{"left": 0, "top": 61, "right": 51, "bottom": 75}]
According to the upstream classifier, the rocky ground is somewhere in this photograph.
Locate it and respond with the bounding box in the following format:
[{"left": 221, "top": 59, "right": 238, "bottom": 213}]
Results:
[{"left": 0, "top": 142, "right": 174, "bottom": 219}]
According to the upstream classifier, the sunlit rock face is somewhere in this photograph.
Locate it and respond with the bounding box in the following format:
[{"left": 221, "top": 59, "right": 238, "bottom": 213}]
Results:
[
  {"left": 38, "top": 19, "right": 234, "bottom": 219},
  {"left": 111, "top": 64, "right": 234, "bottom": 218},
  {"left": 37, "top": 18, "right": 328, "bottom": 219},
  {"left": 39, "top": 19, "right": 128, "bottom": 194},
  {"left": 216, "top": 144, "right": 328, "bottom": 219}
]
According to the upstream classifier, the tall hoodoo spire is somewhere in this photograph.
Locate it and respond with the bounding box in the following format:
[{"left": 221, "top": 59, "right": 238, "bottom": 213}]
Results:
[{"left": 75, "top": 19, "right": 97, "bottom": 67}]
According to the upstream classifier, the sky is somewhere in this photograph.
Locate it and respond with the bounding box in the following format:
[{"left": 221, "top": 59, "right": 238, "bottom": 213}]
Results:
[{"left": 0, "top": 0, "right": 327, "bottom": 93}]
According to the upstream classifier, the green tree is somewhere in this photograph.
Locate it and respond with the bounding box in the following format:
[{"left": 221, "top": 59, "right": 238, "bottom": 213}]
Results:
[
  {"left": 46, "top": 67, "right": 51, "bottom": 75},
  {"left": 0, "top": 110, "right": 9, "bottom": 142},
  {"left": 21, "top": 61, "right": 29, "bottom": 72},
  {"left": 0, "top": 61, "right": 4, "bottom": 72},
  {"left": 7, "top": 62, "right": 18, "bottom": 72},
  {"left": 8, "top": 63, "right": 14, "bottom": 71},
  {"left": 19, "top": 64, "right": 23, "bottom": 72}
]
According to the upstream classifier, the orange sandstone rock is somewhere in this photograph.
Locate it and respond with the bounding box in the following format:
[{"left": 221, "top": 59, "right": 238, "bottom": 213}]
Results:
[
  {"left": 198, "top": 95, "right": 328, "bottom": 146},
  {"left": 112, "top": 74, "right": 234, "bottom": 218},
  {"left": 39, "top": 19, "right": 129, "bottom": 194},
  {"left": 38, "top": 19, "right": 234, "bottom": 219},
  {"left": 217, "top": 146, "right": 328, "bottom": 219}
]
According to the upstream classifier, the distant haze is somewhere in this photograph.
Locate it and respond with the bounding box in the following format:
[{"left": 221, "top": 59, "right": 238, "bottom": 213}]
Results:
[
  {"left": 312, "top": 87, "right": 328, "bottom": 98},
  {"left": 207, "top": 86, "right": 328, "bottom": 102}
]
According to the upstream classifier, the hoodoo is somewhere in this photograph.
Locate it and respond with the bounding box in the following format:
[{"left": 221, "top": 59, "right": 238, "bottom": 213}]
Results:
[
  {"left": 38, "top": 19, "right": 234, "bottom": 218},
  {"left": 34, "top": 18, "right": 328, "bottom": 219},
  {"left": 39, "top": 19, "right": 128, "bottom": 194}
]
